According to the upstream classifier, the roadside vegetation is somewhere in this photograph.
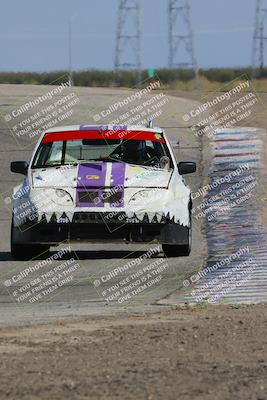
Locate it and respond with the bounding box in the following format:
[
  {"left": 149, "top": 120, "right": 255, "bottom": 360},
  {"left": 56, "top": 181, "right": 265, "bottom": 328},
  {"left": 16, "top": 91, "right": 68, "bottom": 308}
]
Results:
[{"left": 0, "top": 68, "right": 267, "bottom": 90}]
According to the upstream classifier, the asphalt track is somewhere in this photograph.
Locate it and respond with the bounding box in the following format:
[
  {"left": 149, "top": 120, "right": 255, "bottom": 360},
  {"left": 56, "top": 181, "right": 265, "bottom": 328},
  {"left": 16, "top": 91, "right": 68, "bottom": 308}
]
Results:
[{"left": 0, "top": 84, "right": 206, "bottom": 326}]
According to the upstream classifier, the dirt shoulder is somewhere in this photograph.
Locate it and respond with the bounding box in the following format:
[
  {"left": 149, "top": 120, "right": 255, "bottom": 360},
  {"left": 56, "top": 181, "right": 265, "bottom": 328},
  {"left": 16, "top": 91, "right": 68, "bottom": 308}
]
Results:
[{"left": 0, "top": 304, "right": 267, "bottom": 400}]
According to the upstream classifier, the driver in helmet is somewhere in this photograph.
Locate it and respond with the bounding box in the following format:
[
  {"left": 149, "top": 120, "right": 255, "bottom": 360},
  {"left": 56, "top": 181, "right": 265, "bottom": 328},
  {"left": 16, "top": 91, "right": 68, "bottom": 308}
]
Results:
[{"left": 120, "top": 140, "right": 147, "bottom": 164}]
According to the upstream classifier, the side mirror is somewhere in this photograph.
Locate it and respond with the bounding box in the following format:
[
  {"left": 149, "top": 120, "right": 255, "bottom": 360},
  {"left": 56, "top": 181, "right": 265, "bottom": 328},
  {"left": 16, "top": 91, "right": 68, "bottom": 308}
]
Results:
[
  {"left": 178, "top": 162, "right": 196, "bottom": 175},
  {"left": 10, "top": 161, "right": 29, "bottom": 176}
]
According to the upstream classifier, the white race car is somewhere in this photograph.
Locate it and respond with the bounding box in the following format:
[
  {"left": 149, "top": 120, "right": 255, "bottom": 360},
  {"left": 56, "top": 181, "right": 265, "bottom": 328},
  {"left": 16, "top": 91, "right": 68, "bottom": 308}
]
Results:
[{"left": 10, "top": 124, "right": 196, "bottom": 259}]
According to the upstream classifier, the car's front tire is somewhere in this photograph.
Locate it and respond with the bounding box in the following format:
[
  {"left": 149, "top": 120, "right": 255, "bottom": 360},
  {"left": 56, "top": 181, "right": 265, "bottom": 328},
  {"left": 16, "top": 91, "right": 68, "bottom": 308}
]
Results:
[
  {"left": 162, "top": 242, "right": 191, "bottom": 257},
  {"left": 162, "top": 211, "right": 192, "bottom": 258},
  {"left": 11, "top": 218, "right": 50, "bottom": 260}
]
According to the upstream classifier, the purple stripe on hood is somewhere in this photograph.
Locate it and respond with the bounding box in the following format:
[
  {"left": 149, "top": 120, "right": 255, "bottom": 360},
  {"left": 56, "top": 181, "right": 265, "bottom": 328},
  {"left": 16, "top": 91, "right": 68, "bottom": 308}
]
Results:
[
  {"left": 75, "top": 162, "right": 126, "bottom": 209},
  {"left": 77, "top": 163, "right": 107, "bottom": 188},
  {"left": 110, "top": 163, "right": 126, "bottom": 208},
  {"left": 111, "top": 163, "right": 126, "bottom": 187}
]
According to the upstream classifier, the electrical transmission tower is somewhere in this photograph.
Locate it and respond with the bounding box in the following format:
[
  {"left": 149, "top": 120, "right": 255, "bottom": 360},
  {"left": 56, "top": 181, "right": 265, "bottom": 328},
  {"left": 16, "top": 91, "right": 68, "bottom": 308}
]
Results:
[
  {"left": 252, "top": 0, "right": 267, "bottom": 76},
  {"left": 168, "top": 0, "right": 197, "bottom": 71},
  {"left": 114, "top": 0, "right": 141, "bottom": 71}
]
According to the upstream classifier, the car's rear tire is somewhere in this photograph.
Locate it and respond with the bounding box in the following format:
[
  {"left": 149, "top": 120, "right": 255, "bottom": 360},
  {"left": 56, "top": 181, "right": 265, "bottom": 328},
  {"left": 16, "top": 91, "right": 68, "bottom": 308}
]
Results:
[{"left": 11, "top": 219, "right": 50, "bottom": 260}]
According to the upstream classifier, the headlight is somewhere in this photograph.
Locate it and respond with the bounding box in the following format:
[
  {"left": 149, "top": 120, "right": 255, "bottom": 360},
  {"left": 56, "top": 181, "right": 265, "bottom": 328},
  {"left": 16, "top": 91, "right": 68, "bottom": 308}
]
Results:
[
  {"left": 129, "top": 189, "right": 167, "bottom": 206},
  {"left": 52, "top": 189, "right": 73, "bottom": 205},
  {"left": 30, "top": 188, "right": 74, "bottom": 207}
]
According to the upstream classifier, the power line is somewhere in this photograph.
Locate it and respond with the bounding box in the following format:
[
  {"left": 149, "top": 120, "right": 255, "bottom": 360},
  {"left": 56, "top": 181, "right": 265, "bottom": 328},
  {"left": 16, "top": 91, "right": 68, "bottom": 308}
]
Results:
[
  {"left": 68, "top": 19, "right": 74, "bottom": 86},
  {"left": 168, "top": 0, "right": 197, "bottom": 72},
  {"left": 114, "top": 0, "right": 141, "bottom": 71},
  {"left": 252, "top": 0, "right": 267, "bottom": 76}
]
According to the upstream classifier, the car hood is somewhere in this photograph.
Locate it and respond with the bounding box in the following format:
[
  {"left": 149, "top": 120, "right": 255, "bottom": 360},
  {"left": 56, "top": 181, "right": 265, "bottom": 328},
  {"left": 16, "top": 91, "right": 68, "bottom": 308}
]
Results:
[{"left": 31, "top": 163, "right": 172, "bottom": 189}]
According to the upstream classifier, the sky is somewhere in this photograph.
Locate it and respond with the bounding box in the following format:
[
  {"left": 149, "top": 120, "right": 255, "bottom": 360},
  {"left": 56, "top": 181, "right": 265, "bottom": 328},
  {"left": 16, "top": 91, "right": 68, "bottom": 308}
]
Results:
[{"left": 0, "top": 0, "right": 256, "bottom": 72}]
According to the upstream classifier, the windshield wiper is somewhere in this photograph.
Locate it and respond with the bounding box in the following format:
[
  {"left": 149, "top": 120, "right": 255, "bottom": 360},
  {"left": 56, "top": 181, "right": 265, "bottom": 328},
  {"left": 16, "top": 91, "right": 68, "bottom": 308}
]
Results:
[
  {"left": 98, "top": 157, "right": 120, "bottom": 162},
  {"left": 34, "top": 163, "right": 78, "bottom": 169},
  {"left": 37, "top": 158, "right": 121, "bottom": 168},
  {"left": 76, "top": 157, "right": 120, "bottom": 163}
]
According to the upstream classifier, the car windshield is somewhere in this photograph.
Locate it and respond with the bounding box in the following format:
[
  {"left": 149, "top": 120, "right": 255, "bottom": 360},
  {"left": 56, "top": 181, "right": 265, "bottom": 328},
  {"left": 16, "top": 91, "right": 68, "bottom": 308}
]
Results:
[{"left": 32, "top": 137, "right": 173, "bottom": 169}]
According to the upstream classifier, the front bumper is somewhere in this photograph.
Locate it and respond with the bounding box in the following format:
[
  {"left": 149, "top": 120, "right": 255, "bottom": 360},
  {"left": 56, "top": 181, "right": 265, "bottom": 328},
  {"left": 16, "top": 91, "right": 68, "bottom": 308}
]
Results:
[{"left": 13, "top": 212, "right": 189, "bottom": 245}]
